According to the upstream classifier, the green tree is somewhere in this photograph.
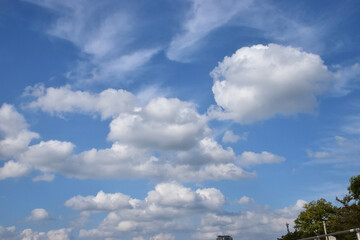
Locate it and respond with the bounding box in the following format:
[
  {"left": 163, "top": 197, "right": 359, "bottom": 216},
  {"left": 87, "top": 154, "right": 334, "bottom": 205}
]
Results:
[
  {"left": 277, "top": 175, "right": 360, "bottom": 240},
  {"left": 294, "top": 198, "right": 337, "bottom": 237},
  {"left": 348, "top": 175, "right": 360, "bottom": 201},
  {"left": 277, "top": 230, "right": 303, "bottom": 240},
  {"left": 332, "top": 175, "right": 360, "bottom": 240}
]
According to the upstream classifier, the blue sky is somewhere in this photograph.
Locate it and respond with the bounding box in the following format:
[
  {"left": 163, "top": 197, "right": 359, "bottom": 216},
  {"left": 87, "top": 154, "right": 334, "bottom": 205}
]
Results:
[{"left": 0, "top": 0, "right": 360, "bottom": 239}]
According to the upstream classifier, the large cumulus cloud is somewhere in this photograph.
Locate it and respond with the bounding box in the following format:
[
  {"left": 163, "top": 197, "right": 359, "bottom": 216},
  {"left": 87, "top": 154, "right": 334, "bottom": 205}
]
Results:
[
  {"left": 62, "top": 183, "right": 305, "bottom": 240},
  {"left": 209, "top": 44, "right": 334, "bottom": 123},
  {"left": 3, "top": 99, "right": 268, "bottom": 182},
  {"left": 108, "top": 97, "right": 210, "bottom": 150},
  {"left": 75, "top": 183, "right": 225, "bottom": 239}
]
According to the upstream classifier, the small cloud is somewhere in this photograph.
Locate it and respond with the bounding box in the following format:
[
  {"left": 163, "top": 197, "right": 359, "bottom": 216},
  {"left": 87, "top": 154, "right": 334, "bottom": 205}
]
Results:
[
  {"left": 150, "top": 233, "right": 175, "bottom": 240},
  {"left": 307, "top": 150, "right": 330, "bottom": 159},
  {"left": 65, "top": 190, "right": 132, "bottom": 212},
  {"left": 100, "top": 48, "right": 160, "bottom": 78},
  {"left": 24, "top": 85, "right": 136, "bottom": 120},
  {"left": 335, "top": 136, "right": 347, "bottom": 144},
  {"left": 26, "top": 208, "right": 50, "bottom": 221},
  {"left": 0, "top": 161, "right": 31, "bottom": 180},
  {"left": 236, "top": 196, "right": 254, "bottom": 205},
  {"left": 237, "top": 151, "right": 285, "bottom": 167},
  {"left": 222, "top": 130, "right": 247, "bottom": 143},
  {"left": 332, "top": 62, "right": 360, "bottom": 96},
  {"left": 32, "top": 173, "right": 55, "bottom": 182}
]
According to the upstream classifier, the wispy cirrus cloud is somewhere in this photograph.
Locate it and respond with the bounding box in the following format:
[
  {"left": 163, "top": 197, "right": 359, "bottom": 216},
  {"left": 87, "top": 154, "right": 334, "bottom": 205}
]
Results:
[
  {"left": 306, "top": 113, "right": 360, "bottom": 171},
  {"left": 25, "top": 0, "right": 160, "bottom": 83},
  {"left": 165, "top": 0, "right": 331, "bottom": 62},
  {"left": 166, "top": 0, "right": 252, "bottom": 62}
]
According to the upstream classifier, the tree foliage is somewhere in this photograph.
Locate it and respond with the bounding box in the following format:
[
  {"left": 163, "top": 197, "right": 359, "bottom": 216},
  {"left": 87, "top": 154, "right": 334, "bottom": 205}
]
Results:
[
  {"left": 294, "top": 199, "right": 336, "bottom": 235},
  {"left": 348, "top": 175, "right": 360, "bottom": 201},
  {"left": 277, "top": 231, "right": 303, "bottom": 240},
  {"left": 278, "top": 175, "right": 360, "bottom": 240}
]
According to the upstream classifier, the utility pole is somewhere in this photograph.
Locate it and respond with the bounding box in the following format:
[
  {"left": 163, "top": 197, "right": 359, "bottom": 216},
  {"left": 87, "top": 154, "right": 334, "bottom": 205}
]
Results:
[{"left": 323, "top": 221, "right": 329, "bottom": 240}]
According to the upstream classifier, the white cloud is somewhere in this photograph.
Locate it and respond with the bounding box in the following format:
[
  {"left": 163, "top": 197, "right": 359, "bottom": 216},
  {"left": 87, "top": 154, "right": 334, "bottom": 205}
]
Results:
[
  {"left": 3, "top": 92, "right": 283, "bottom": 182},
  {"left": 193, "top": 199, "right": 306, "bottom": 240},
  {"left": 101, "top": 48, "right": 161, "bottom": 77},
  {"left": 232, "top": 1, "right": 324, "bottom": 53},
  {"left": 108, "top": 97, "right": 209, "bottom": 150},
  {"left": 332, "top": 63, "right": 360, "bottom": 96},
  {"left": 75, "top": 183, "right": 225, "bottom": 238},
  {"left": 146, "top": 182, "right": 225, "bottom": 211},
  {"left": 306, "top": 150, "right": 330, "bottom": 159},
  {"left": 166, "top": 0, "right": 252, "bottom": 61},
  {"left": 25, "top": 0, "right": 158, "bottom": 82},
  {"left": 150, "top": 233, "right": 175, "bottom": 240},
  {"left": 236, "top": 196, "right": 254, "bottom": 205},
  {"left": 0, "top": 103, "right": 39, "bottom": 159},
  {"left": 65, "top": 191, "right": 132, "bottom": 211},
  {"left": 32, "top": 173, "right": 55, "bottom": 182},
  {"left": 0, "top": 160, "right": 31, "bottom": 180},
  {"left": 4, "top": 93, "right": 283, "bottom": 182},
  {"left": 21, "top": 228, "right": 72, "bottom": 240},
  {"left": 69, "top": 185, "right": 305, "bottom": 240},
  {"left": 26, "top": 0, "right": 131, "bottom": 59},
  {"left": 162, "top": 163, "right": 255, "bottom": 182},
  {"left": 174, "top": 137, "right": 236, "bottom": 166},
  {"left": 46, "top": 228, "right": 72, "bottom": 240},
  {"left": 14, "top": 138, "right": 254, "bottom": 182},
  {"left": 305, "top": 117, "right": 360, "bottom": 169},
  {"left": 305, "top": 113, "right": 360, "bottom": 169},
  {"left": 0, "top": 104, "right": 28, "bottom": 137},
  {"left": 237, "top": 151, "right": 285, "bottom": 166},
  {"left": 335, "top": 136, "right": 347, "bottom": 144},
  {"left": 209, "top": 44, "right": 334, "bottom": 123},
  {"left": 166, "top": 0, "right": 330, "bottom": 62},
  {"left": 26, "top": 208, "right": 50, "bottom": 221},
  {"left": 66, "top": 183, "right": 225, "bottom": 215},
  {"left": 25, "top": 85, "right": 136, "bottom": 120},
  {"left": 276, "top": 199, "right": 306, "bottom": 217},
  {"left": 0, "top": 226, "right": 18, "bottom": 240},
  {"left": 19, "top": 140, "right": 75, "bottom": 173},
  {"left": 341, "top": 114, "right": 360, "bottom": 135},
  {"left": 222, "top": 130, "right": 247, "bottom": 143}
]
